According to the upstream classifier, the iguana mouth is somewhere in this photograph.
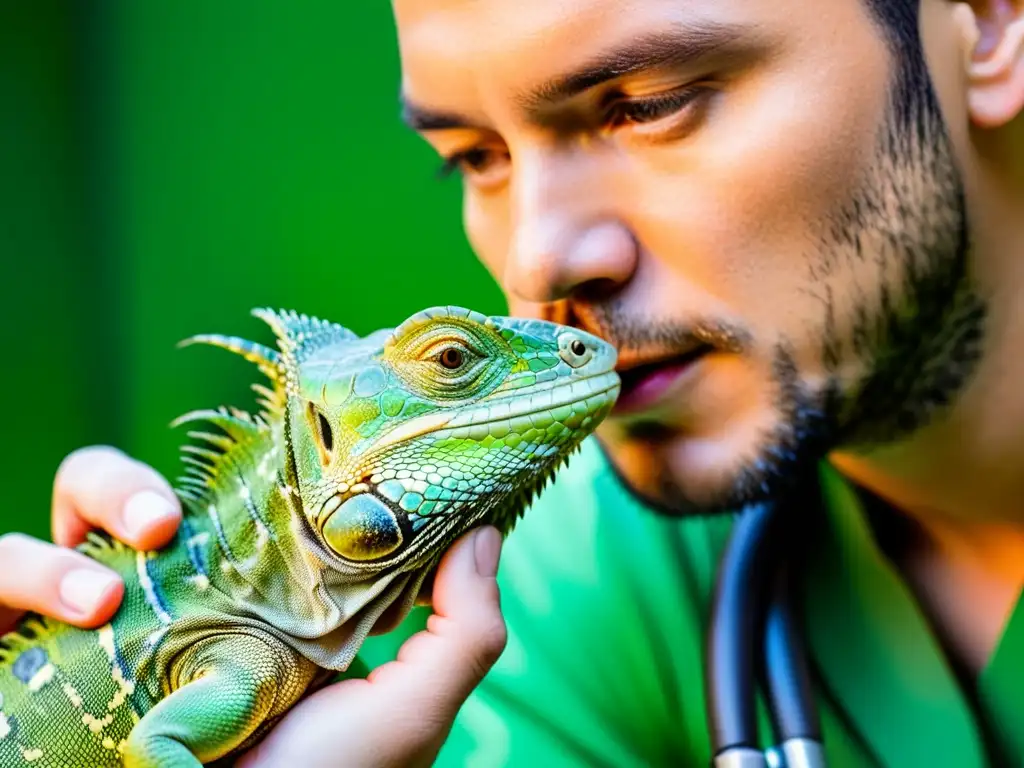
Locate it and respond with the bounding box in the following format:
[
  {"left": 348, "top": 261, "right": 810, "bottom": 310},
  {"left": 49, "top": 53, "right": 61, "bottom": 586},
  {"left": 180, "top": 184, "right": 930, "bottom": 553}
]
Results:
[
  {"left": 434, "top": 370, "right": 621, "bottom": 432},
  {"left": 357, "top": 371, "right": 619, "bottom": 461}
]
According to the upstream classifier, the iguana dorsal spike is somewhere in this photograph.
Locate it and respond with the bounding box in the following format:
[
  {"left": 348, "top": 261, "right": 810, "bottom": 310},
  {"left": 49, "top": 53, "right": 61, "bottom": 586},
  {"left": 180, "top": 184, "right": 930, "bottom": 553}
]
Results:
[
  {"left": 171, "top": 407, "right": 267, "bottom": 443},
  {"left": 252, "top": 308, "right": 361, "bottom": 397},
  {"left": 178, "top": 334, "right": 284, "bottom": 382},
  {"left": 252, "top": 308, "right": 358, "bottom": 355}
]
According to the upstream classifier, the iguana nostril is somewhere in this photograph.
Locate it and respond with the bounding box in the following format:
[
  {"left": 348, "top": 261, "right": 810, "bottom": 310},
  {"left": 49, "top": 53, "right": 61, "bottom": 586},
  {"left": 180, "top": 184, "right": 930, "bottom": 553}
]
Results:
[{"left": 558, "top": 333, "right": 594, "bottom": 368}]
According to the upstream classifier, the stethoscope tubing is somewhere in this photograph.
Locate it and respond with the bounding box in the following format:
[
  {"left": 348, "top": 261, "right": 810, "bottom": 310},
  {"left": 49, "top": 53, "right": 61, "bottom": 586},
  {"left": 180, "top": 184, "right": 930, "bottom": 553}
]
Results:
[{"left": 705, "top": 501, "right": 827, "bottom": 768}]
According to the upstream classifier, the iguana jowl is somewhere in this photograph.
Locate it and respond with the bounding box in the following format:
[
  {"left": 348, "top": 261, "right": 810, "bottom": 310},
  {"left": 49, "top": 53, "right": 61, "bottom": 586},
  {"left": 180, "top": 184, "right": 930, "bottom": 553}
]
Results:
[{"left": 0, "top": 305, "right": 619, "bottom": 767}]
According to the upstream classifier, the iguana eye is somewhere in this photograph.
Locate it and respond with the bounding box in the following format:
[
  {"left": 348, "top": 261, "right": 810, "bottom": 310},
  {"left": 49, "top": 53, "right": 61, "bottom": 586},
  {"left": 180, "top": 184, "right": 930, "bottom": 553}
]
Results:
[
  {"left": 391, "top": 330, "right": 504, "bottom": 400},
  {"left": 438, "top": 347, "right": 465, "bottom": 369}
]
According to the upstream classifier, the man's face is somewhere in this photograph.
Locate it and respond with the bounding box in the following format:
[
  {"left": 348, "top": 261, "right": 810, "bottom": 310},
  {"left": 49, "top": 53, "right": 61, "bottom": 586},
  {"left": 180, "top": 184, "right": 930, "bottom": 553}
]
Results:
[{"left": 392, "top": 0, "right": 979, "bottom": 516}]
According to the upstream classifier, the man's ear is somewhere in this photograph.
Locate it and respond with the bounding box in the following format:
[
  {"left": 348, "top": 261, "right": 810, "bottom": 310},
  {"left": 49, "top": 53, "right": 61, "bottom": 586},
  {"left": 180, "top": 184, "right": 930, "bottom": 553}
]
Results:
[{"left": 958, "top": 1, "right": 1024, "bottom": 128}]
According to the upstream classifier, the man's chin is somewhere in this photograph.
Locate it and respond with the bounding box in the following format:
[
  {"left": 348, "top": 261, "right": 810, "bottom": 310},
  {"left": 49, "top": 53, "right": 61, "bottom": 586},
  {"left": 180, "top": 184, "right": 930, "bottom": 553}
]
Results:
[
  {"left": 594, "top": 410, "right": 834, "bottom": 518},
  {"left": 592, "top": 431, "right": 756, "bottom": 518}
]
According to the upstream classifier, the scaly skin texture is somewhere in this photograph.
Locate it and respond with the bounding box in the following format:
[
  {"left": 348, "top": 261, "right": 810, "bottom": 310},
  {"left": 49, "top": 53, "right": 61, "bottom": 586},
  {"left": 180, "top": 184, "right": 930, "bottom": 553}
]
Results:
[{"left": 0, "top": 305, "right": 619, "bottom": 767}]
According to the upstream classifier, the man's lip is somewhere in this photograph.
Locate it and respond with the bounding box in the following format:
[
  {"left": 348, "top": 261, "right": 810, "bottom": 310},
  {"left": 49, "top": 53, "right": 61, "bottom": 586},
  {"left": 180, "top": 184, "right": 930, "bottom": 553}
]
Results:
[
  {"left": 613, "top": 342, "right": 712, "bottom": 374},
  {"left": 612, "top": 345, "right": 713, "bottom": 414}
]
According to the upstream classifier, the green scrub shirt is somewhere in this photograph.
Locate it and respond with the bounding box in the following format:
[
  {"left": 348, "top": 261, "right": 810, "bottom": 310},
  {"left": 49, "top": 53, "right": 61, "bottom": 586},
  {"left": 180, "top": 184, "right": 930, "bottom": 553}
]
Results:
[{"left": 358, "top": 438, "right": 1024, "bottom": 767}]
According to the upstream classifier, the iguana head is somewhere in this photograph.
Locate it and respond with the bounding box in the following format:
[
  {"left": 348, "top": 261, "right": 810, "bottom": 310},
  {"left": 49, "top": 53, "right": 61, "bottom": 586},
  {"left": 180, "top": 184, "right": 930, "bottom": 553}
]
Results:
[
  {"left": 286, "top": 305, "right": 618, "bottom": 573},
  {"left": 178, "top": 306, "right": 618, "bottom": 662},
  {"left": 187, "top": 306, "right": 619, "bottom": 576}
]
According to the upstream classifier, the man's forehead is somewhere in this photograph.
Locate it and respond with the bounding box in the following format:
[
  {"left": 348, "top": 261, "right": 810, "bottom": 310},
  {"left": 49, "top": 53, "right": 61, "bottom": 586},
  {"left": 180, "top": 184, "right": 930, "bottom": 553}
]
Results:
[
  {"left": 394, "top": 0, "right": 726, "bottom": 99},
  {"left": 392, "top": 0, "right": 622, "bottom": 37},
  {"left": 392, "top": 0, "right": 807, "bottom": 121}
]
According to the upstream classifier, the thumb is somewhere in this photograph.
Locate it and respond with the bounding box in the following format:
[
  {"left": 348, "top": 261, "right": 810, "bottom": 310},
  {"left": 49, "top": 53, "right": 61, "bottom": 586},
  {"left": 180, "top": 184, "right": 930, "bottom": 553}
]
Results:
[
  {"left": 372, "top": 525, "right": 507, "bottom": 717},
  {"left": 233, "top": 528, "right": 507, "bottom": 768}
]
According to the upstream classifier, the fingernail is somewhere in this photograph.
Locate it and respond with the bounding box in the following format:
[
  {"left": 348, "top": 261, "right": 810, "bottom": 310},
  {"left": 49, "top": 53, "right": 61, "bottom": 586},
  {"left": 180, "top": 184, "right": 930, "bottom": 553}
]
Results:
[
  {"left": 123, "top": 490, "right": 177, "bottom": 537},
  {"left": 59, "top": 569, "right": 119, "bottom": 614},
  {"left": 474, "top": 527, "right": 502, "bottom": 577}
]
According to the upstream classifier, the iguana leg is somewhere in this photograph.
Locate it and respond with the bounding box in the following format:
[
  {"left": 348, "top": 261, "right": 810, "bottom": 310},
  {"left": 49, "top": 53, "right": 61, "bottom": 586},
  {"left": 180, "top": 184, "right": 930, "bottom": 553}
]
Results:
[{"left": 123, "top": 632, "right": 314, "bottom": 768}]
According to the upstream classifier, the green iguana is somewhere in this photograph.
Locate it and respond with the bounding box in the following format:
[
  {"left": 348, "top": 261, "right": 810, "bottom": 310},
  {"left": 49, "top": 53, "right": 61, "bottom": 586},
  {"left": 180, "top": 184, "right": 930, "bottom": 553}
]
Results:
[{"left": 0, "top": 305, "right": 619, "bottom": 767}]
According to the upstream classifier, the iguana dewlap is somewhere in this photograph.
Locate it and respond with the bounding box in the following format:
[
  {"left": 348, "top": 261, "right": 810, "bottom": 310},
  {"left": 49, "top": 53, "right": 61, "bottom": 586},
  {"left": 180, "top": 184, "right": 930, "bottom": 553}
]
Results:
[{"left": 0, "top": 306, "right": 619, "bottom": 767}]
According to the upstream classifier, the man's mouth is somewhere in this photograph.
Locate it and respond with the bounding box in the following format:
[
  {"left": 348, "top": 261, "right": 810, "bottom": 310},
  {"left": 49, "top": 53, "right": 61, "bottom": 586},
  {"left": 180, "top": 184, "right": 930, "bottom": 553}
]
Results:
[{"left": 612, "top": 344, "right": 713, "bottom": 415}]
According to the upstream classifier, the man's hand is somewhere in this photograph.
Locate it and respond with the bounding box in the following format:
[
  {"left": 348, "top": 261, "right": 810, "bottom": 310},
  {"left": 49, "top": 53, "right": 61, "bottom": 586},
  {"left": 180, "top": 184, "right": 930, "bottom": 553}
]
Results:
[
  {"left": 0, "top": 446, "right": 507, "bottom": 767},
  {"left": 0, "top": 446, "right": 182, "bottom": 632}
]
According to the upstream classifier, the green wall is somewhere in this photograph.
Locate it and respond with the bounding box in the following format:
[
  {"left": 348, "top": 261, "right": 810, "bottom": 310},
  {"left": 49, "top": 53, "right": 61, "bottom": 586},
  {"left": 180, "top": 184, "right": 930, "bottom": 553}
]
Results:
[{"left": 1, "top": 3, "right": 503, "bottom": 539}]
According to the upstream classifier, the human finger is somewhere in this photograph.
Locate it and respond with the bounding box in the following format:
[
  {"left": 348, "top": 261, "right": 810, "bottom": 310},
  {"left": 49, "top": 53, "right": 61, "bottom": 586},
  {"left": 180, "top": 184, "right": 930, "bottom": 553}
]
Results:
[
  {"left": 0, "top": 533, "right": 124, "bottom": 631},
  {"left": 52, "top": 445, "right": 182, "bottom": 551},
  {"left": 371, "top": 525, "right": 507, "bottom": 715}
]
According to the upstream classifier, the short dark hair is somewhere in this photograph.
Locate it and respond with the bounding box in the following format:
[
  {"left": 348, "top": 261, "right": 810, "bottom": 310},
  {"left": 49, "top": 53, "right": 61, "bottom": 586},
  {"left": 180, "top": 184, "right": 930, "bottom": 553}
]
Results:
[
  {"left": 862, "top": 0, "right": 922, "bottom": 51},
  {"left": 861, "top": 0, "right": 935, "bottom": 131}
]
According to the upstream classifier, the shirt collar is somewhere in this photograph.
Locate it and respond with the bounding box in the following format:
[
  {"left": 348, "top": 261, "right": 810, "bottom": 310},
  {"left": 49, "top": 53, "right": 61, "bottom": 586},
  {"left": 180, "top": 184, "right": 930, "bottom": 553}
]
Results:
[{"left": 799, "top": 460, "right": 1023, "bottom": 766}]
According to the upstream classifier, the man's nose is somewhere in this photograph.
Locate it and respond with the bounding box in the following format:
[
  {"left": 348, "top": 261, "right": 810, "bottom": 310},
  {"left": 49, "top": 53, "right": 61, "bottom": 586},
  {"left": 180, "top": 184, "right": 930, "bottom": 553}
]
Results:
[{"left": 504, "top": 153, "right": 638, "bottom": 304}]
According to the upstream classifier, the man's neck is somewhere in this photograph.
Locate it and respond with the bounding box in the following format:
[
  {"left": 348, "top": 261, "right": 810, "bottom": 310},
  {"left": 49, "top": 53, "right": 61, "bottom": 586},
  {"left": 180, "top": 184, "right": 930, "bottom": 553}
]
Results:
[
  {"left": 824, "top": 122, "right": 1024, "bottom": 676},
  {"left": 834, "top": 462, "right": 1024, "bottom": 677},
  {"left": 827, "top": 254, "right": 1024, "bottom": 678},
  {"left": 827, "top": 301, "right": 1024, "bottom": 674},
  {"left": 900, "top": 516, "right": 1024, "bottom": 677}
]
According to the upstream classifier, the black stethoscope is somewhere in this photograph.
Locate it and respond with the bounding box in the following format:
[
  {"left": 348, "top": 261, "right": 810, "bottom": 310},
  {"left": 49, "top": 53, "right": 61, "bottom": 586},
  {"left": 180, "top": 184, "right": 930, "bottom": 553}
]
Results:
[{"left": 706, "top": 500, "right": 827, "bottom": 768}]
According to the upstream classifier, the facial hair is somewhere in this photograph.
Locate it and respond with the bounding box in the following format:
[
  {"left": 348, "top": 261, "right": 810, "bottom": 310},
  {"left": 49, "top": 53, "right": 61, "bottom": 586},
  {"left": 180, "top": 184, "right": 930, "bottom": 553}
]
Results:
[{"left": 589, "top": 34, "right": 985, "bottom": 519}]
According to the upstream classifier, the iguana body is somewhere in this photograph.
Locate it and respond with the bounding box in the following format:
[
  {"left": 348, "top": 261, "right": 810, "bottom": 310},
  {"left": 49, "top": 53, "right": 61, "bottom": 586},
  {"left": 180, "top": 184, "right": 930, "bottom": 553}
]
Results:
[{"left": 0, "top": 306, "right": 619, "bottom": 767}]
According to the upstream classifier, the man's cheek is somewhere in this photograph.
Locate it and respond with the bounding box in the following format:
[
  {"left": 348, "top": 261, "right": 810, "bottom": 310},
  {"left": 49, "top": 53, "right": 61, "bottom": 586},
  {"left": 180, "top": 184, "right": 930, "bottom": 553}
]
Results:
[{"left": 463, "top": 191, "right": 509, "bottom": 285}]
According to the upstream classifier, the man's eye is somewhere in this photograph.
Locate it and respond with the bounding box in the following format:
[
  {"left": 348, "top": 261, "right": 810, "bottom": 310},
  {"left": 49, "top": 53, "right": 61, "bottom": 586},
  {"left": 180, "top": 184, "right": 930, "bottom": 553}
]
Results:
[
  {"left": 436, "top": 147, "right": 510, "bottom": 184},
  {"left": 606, "top": 86, "right": 706, "bottom": 128}
]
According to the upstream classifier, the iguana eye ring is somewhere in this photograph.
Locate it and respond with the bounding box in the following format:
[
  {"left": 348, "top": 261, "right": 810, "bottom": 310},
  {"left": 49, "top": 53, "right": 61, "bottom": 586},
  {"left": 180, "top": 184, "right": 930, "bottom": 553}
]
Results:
[{"left": 439, "top": 348, "right": 464, "bottom": 369}]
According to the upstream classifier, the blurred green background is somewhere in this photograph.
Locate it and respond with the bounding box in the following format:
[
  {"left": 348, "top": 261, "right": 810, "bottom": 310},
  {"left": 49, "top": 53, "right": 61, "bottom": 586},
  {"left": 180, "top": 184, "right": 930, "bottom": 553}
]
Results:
[{"left": 1, "top": 2, "right": 504, "bottom": 540}]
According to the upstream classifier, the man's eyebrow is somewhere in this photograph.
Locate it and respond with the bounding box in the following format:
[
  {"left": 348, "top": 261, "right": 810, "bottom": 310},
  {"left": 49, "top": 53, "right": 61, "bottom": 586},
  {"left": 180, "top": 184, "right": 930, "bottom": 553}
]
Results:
[
  {"left": 520, "top": 22, "right": 750, "bottom": 111},
  {"left": 400, "top": 98, "right": 473, "bottom": 131},
  {"left": 398, "top": 21, "right": 752, "bottom": 132}
]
